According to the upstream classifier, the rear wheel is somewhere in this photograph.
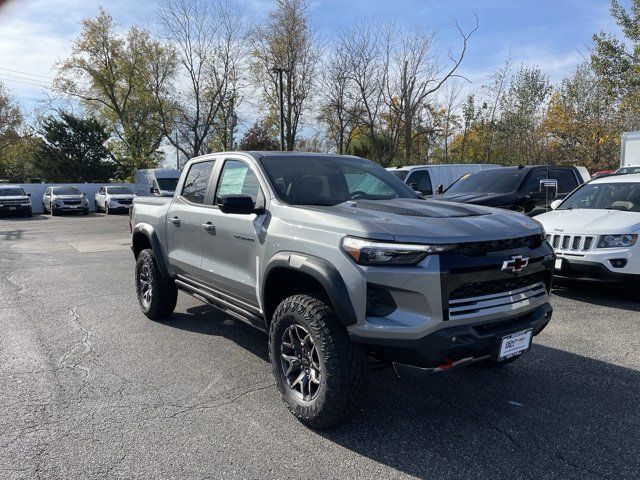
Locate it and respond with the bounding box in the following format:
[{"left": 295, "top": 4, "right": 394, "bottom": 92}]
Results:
[
  {"left": 269, "top": 294, "right": 367, "bottom": 429},
  {"left": 135, "top": 249, "right": 177, "bottom": 320}
]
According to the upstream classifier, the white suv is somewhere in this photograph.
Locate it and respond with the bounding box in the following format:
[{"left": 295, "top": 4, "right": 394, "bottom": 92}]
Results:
[
  {"left": 95, "top": 185, "right": 135, "bottom": 214},
  {"left": 536, "top": 174, "right": 640, "bottom": 282}
]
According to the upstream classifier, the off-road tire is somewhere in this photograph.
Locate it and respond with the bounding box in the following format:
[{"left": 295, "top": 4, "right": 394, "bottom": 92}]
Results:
[
  {"left": 269, "top": 294, "right": 367, "bottom": 429},
  {"left": 135, "top": 249, "right": 177, "bottom": 320}
]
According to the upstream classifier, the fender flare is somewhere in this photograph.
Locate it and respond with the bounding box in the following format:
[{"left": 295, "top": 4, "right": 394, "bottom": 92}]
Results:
[
  {"left": 131, "top": 224, "right": 171, "bottom": 278},
  {"left": 262, "top": 252, "right": 357, "bottom": 326}
]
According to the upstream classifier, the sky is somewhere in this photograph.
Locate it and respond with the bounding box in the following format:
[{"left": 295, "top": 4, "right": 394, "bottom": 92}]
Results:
[{"left": 0, "top": 0, "right": 624, "bottom": 118}]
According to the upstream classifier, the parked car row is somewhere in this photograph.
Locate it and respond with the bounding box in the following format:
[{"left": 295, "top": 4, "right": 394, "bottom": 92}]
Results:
[{"left": 0, "top": 185, "right": 32, "bottom": 217}]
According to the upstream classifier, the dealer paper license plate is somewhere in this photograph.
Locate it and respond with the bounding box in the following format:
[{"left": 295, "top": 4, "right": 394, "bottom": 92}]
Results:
[
  {"left": 555, "top": 257, "right": 563, "bottom": 270},
  {"left": 499, "top": 329, "right": 533, "bottom": 360}
]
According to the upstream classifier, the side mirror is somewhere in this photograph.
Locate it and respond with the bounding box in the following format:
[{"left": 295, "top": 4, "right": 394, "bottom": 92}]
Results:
[
  {"left": 27, "top": 193, "right": 31, "bottom": 197},
  {"left": 408, "top": 182, "right": 418, "bottom": 191},
  {"left": 550, "top": 199, "right": 562, "bottom": 210},
  {"left": 218, "top": 195, "right": 261, "bottom": 215},
  {"left": 150, "top": 187, "right": 158, "bottom": 194},
  {"left": 435, "top": 184, "right": 444, "bottom": 195}
]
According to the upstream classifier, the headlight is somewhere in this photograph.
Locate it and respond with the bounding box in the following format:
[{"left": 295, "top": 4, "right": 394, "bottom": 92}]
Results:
[
  {"left": 341, "top": 236, "right": 456, "bottom": 266},
  {"left": 597, "top": 234, "right": 638, "bottom": 248}
]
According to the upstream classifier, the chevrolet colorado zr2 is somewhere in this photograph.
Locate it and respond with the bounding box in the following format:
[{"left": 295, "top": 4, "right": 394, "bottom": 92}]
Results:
[{"left": 130, "top": 152, "right": 555, "bottom": 428}]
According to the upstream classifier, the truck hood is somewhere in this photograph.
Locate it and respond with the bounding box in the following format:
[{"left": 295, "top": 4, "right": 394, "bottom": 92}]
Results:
[
  {"left": 536, "top": 208, "right": 640, "bottom": 234},
  {"left": 0, "top": 195, "right": 30, "bottom": 202},
  {"left": 288, "top": 198, "right": 543, "bottom": 243},
  {"left": 436, "top": 192, "right": 515, "bottom": 206}
]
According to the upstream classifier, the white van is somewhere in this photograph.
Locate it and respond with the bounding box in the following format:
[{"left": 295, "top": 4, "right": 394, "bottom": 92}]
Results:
[
  {"left": 387, "top": 164, "right": 500, "bottom": 196},
  {"left": 135, "top": 169, "right": 181, "bottom": 197}
]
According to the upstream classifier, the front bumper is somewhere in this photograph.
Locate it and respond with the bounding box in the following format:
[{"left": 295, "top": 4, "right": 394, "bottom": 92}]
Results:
[
  {"left": 555, "top": 257, "right": 639, "bottom": 282},
  {"left": 53, "top": 204, "right": 89, "bottom": 213},
  {"left": 352, "top": 303, "right": 553, "bottom": 368},
  {"left": 0, "top": 204, "right": 32, "bottom": 215}
]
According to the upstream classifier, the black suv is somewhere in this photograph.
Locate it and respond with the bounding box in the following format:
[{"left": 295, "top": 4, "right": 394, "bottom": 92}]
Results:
[{"left": 438, "top": 165, "right": 588, "bottom": 215}]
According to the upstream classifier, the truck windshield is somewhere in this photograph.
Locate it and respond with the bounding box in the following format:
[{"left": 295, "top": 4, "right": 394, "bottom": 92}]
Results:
[
  {"left": 107, "top": 186, "right": 133, "bottom": 194},
  {"left": 616, "top": 167, "right": 640, "bottom": 175},
  {"left": 156, "top": 177, "right": 179, "bottom": 191},
  {"left": 445, "top": 169, "right": 526, "bottom": 194},
  {"left": 53, "top": 187, "right": 81, "bottom": 195},
  {"left": 0, "top": 187, "right": 25, "bottom": 196},
  {"left": 260, "top": 155, "right": 417, "bottom": 206},
  {"left": 558, "top": 182, "right": 640, "bottom": 212}
]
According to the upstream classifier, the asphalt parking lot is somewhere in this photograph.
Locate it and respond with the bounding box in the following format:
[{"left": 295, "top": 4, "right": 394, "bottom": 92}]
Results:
[{"left": 1, "top": 213, "right": 639, "bottom": 479}]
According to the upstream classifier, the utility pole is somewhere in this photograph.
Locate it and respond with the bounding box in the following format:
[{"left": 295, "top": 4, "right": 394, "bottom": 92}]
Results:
[
  {"left": 175, "top": 131, "right": 180, "bottom": 170},
  {"left": 272, "top": 67, "right": 287, "bottom": 151}
]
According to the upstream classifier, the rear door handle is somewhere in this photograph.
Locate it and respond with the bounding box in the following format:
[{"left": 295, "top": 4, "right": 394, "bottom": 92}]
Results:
[
  {"left": 170, "top": 216, "right": 180, "bottom": 225},
  {"left": 202, "top": 222, "right": 215, "bottom": 232}
]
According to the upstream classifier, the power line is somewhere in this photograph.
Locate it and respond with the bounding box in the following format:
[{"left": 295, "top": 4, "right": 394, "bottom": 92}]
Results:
[
  {"left": 0, "top": 75, "right": 49, "bottom": 88},
  {"left": 0, "top": 72, "right": 50, "bottom": 85},
  {"left": 0, "top": 66, "right": 55, "bottom": 80}
]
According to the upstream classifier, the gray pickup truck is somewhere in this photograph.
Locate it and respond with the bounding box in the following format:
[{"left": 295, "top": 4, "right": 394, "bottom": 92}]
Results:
[{"left": 131, "top": 152, "right": 555, "bottom": 428}]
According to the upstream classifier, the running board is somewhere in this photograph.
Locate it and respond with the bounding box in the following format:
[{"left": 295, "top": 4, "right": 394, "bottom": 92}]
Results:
[{"left": 175, "top": 279, "right": 266, "bottom": 333}]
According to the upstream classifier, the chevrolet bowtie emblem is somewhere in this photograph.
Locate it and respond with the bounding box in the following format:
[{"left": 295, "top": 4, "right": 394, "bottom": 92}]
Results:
[{"left": 501, "top": 255, "right": 529, "bottom": 273}]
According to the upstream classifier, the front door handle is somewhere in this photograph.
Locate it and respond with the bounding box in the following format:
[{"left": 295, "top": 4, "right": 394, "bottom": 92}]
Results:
[
  {"left": 202, "top": 222, "right": 215, "bottom": 232},
  {"left": 170, "top": 216, "right": 180, "bottom": 225}
]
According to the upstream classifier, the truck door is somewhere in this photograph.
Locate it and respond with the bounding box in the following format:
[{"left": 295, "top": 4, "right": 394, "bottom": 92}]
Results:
[
  {"left": 166, "top": 159, "right": 216, "bottom": 277},
  {"left": 199, "top": 158, "right": 266, "bottom": 312}
]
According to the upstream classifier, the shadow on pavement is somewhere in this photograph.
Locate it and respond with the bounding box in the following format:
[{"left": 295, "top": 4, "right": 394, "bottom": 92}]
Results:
[
  {"left": 164, "top": 304, "right": 639, "bottom": 479},
  {"left": 553, "top": 279, "right": 640, "bottom": 312}
]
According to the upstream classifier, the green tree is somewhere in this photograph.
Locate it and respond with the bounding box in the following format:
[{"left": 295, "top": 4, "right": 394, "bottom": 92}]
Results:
[
  {"left": 239, "top": 120, "right": 279, "bottom": 151},
  {"left": 0, "top": 136, "right": 40, "bottom": 183},
  {"left": 0, "top": 81, "right": 22, "bottom": 155},
  {"left": 34, "top": 113, "right": 115, "bottom": 182},
  {"left": 55, "top": 8, "right": 170, "bottom": 178}
]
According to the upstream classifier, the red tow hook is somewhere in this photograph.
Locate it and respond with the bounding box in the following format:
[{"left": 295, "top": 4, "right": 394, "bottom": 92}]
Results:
[{"left": 437, "top": 358, "right": 455, "bottom": 371}]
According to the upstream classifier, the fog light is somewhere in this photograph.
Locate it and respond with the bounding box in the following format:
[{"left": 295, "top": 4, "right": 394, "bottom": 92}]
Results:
[
  {"left": 366, "top": 285, "right": 397, "bottom": 317},
  {"left": 609, "top": 259, "right": 627, "bottom": 268}
]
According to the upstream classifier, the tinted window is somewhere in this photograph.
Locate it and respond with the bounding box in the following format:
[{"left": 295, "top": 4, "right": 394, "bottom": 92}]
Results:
[
  {"left": 522, "top": 170, "right": 548, "bottom": 195},
  {"left": 559, "top": 182, "right": 640, "bottom": 212},
  {"left": 157, "top": 177, "right": 179, "bottom": 191},
  {"left": 181, "top": 161, "right": 215, "bottom": 204},
  {"left": 616, "top": 167, "right": 640, "bottom": 175},
  {"left": 217, "top": 160, "right": 260, "bottom": 203},
  {"left": 53, "top": 187, "right": 81, "bottom": 195},
  {"left": 0, "top": 187, "right": 26, "bottom": 196},
  {"left": 551, "top": 169, "right": 578, "bottom": 193},
  {"left": 446, "top": 169, "right": 526, "bottom": 195},
  {"left": 260, "top": 155, "right": 415, "bottom": 206},
  {"left": 406, "top": 170, "right": 433, "bottom": 195}
]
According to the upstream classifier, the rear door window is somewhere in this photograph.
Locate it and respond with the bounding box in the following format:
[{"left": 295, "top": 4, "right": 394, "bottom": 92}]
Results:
[{"left": 181, "top": 160, "right": 215, "bottom": 204}]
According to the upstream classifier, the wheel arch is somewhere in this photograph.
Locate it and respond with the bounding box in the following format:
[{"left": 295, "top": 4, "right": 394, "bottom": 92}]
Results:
[
  {"left": 131, "top": 224, "right": 170, "bottom": 277},
  {"left": 262, "top": 252, "right": 357, "bottom": 328}
]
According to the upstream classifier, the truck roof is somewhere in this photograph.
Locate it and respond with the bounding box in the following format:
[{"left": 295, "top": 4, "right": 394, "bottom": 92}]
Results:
[{"left": 389, "top": 164, "right": 498, "bottom": 171}]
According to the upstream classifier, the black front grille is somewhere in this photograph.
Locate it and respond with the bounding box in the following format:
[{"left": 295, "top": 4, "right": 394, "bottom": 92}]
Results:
[
  {"left": 117, "top": 199, "right": 133, "bottom": 205},
  {"left": 449, "top": 271, "right": 547, "bottom": 300},
  {"left": 63, "top": 200, "right": 81, "bottom": 205},
  {"left": 454, "top": 234, "right": 543, "bottom": 256}
]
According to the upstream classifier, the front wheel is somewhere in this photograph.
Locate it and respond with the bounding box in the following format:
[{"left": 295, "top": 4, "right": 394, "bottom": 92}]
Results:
[
  {"left": 135, "top": 249, "right": 177, "bottom": 320},
  {"left": 269, "top": 294, "right": 367, "bottom": 429}
]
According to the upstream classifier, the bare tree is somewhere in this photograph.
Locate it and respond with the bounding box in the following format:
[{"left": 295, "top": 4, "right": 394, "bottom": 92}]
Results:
[
  {"left": 251, "top": 0, "right": 318, "bottom": 150},
  {"left": 153, "top": 0, "right": 247, "bottom": 159},
  {"left": 338, "top": 20, "right": 389, "bottom": 162},
  {"left": 318, "top": 47, "right": 358, "bottom": 154},
  {"left": 440, "top": 80, "right": 463, "bottom": 161},
  {"left": 482, "top": 55, "right": 512, "bottom": 162}
]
